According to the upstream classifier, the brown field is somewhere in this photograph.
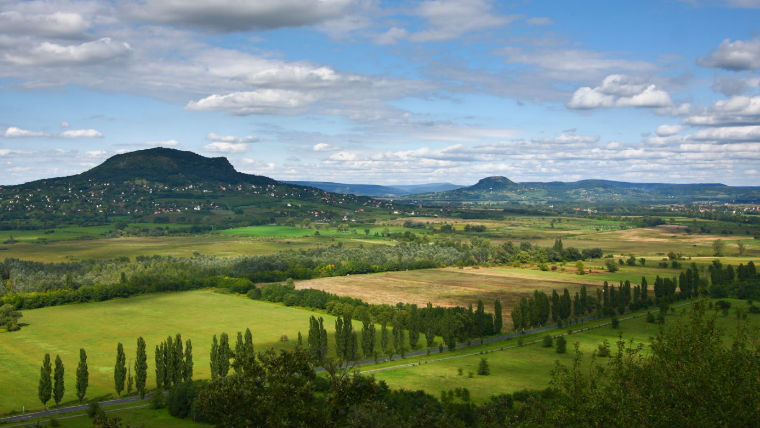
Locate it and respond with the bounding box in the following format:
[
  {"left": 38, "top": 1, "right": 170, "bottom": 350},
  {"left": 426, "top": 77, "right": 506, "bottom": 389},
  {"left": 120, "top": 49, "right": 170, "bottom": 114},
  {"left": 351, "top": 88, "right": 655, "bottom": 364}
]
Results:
[{"left": 296, "top": 267, "right": 599, "bottom": 324}]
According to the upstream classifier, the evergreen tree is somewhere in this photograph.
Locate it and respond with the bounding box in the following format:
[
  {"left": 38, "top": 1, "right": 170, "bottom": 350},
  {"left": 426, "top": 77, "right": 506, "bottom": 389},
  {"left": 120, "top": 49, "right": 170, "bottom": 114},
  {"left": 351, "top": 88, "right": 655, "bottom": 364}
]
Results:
[
  {"left": 210, "top": 335, "right": 219, "bottom": 380},
  {"left": 218, "top": 332, "right": 230, "bottom": 377},
  {"left": 114, "top": 343, "right": 126, "bottom": 396},
  {"left": 477, "top": 358, "right": 490, "bottom": 375},
  {"left": 493, "top": 299, "right": 503, "bottom": 333},
  {"left": 380, "top": 322, "right": 389, "bottom": 354},
  {"left": 234, "top": 331, "right": 245, "bottom": 373},
  {"left": 135, "top": 337, "right": 147, "bottom": 399},
  {"left": 244, "top": 329, "right": 254, "bottom": 356},
  {"left": 164, "top": 336, "right": 174, "bottom": 387},
  {"left": 38, "top": 354, "right": 52, "bottom": 408},
  {"left": 155, "top": 344, "right": 165, "bottom": 389},
  {"left": 53, "top": 355, "right": 64, "bottom": 407},
  {"left": 184, "top": 339, "right": 193, "bottom": 382},
  {"left": 76, "top": 348, "right": 88, "bottom": 403},
  {"left": 174, "top": 334, "right": 183, "bottom": 384}
]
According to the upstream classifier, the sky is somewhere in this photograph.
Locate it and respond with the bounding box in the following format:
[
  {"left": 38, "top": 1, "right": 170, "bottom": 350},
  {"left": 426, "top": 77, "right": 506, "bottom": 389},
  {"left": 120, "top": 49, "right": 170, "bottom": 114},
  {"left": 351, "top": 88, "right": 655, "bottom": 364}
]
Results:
[{"left": 0, "top": 0, "right": 759, "bottom": 186}]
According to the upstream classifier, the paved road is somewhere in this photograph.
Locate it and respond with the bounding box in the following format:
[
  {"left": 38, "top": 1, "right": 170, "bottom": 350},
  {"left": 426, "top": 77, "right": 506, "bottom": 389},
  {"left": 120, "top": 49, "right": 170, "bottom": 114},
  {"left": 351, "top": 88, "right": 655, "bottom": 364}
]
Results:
[{"left": 1, "top": 303, "right": 687, "bottom": 424}]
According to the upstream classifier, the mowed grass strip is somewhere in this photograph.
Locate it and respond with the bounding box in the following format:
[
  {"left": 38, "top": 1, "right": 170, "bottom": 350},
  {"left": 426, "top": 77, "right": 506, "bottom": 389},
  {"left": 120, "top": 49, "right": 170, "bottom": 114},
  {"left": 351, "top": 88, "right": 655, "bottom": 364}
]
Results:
[{"left": 0, "top": 289, "right": 350, "bottom": 414}]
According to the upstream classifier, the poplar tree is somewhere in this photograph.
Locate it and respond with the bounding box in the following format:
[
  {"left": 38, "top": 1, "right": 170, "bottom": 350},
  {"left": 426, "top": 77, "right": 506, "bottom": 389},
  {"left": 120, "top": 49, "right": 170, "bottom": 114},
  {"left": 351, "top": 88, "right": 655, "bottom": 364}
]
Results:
[
  {"left": 53, "top": 355, "right": 64, "bottom": 406},
  {"left": 174, "top": 334, "right": 184, "bottom": 384},
  {"left": 218, "top": 333, "right": 230, "bottom": 377},
  {"left": 135, "top": 337, "right": 147, "bottom": 399},
  {"left": 164, "top": 336, "right": 174, "bottom": 387},
  {"left": 114, "top": 343, "right": 126, "bottom": 396},
  {"left": 210, "top": 335, "right": 219, "bottom": 380},
  {"left": 334, "top": 317, "right": 345, "bottom": 359},
  {"left": 493, "top": 299, "right": 503, "bottom": 333},
  {"left": 381, "top": 322, "right": 389, "bottom": 354},
  {"left": 155, "top": 344, "right": 164, "bottom": 389},
  {"left": 38, "top": 354, "right": 52, "bottom": 408},
  {"left": 76, "top": 349, "right": 88, "bottom": 402},
  {"left": 127, "top": 365, "right": 133, "bottom": 395},
  {"left": 234, "top": 331, "right": 244, "bottom": 373},
  {"left": 184, "top": 339, "right": 193, "bottom": 382}
]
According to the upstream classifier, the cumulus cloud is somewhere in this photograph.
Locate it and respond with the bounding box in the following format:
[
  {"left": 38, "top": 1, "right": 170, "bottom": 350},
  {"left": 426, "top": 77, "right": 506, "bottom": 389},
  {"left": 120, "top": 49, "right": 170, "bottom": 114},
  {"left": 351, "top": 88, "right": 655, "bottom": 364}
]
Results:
[
  {"left": 684, "top": 95, "right": 760, "bottom": 126},
  {"left": 203, "top": 142, "right": 249, "bottom": 153},
  {"left": 2, "top": 126, "right": 103, "bottom": 138},
  {"left": 692, "top": 125, "right": 760, "bottom": 142},
  {"left": 206, "top": 133, "right": 259, "bottom": 144},
  {"left": 61, "top": 129, "right": 103, "bottom": 138},
  {"left": 128, "top": 0, "right": 354, "bottom": 32},
  {"left": 656, "top": 124, "right": 682, "bottom": 137},
  {"left": 0, "top": 10, "right": 89, "bottom": 38},
  {"left": 187, "top": 89, "right": 317, "bottom": 115},
  {"left": 313, "top": 143, "right": 341, "bottom": 152},
  {"left": 568, "top": 75, "right": 672, "bottom": 109},
  {"left": 3, "top": 38, "right": 131, "bottom": 66},
  {"left": 698, "top": 37, "right": 760, "bottom": 70}
]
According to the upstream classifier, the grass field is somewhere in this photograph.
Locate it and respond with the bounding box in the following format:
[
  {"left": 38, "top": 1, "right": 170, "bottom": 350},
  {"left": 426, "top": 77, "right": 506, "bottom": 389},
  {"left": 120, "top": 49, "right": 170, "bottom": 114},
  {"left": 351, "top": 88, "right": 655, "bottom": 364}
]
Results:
[
  {"left": 295, "top": 264, "right": 694, "bottom": 324},
  {"left": 362, "top": 299, "right": 759, "bottom": 402},
  {"left": 0, "top": 289, "right": 409, "bottom": 415},
  {"left": 7, "top": 402, "right": 210, "bottom": 428}
]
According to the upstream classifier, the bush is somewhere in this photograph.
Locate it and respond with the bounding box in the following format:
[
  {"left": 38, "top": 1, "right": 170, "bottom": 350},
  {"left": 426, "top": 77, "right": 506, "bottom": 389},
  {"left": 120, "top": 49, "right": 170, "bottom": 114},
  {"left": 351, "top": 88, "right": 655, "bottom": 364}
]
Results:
[
  {"left": 86, "top": 401, "right": 100, "bottom": 418},
  {"left": 168, "top": 382, "right": 198, "bottom": 419},
  {"left": 646, "top": 311, "right": 655, "bottom": 323},
  {"left": 149, "top": 391, "right": 165, "bottom": 409},
  {"left": 477, "top": 358, "right": 490, "bottom": 375},
  {"left": 556, "top": 336, "right": 567, "bottom": 354},
  {"left": 542, "top": 335, "right": 553, "bottom": 347},
  {"left": 597, "top": 340, "right": 611, "bottom": 357},
  {"left": 605, "top": 259, "right": 619, "bottom": 272}
]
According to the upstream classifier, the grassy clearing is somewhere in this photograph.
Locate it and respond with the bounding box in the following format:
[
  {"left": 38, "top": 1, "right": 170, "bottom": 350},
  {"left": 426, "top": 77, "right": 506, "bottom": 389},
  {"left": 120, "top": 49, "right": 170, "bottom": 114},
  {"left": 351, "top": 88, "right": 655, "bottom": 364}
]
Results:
[
  {"left": 362, "top": 299, "right": 759, "bottom": 403},
  {"left": 297, "top": 268, "right": 598, "bottom": 324},
  {"left": 0, "top": 289, "right": 391, "bottom": 414}
]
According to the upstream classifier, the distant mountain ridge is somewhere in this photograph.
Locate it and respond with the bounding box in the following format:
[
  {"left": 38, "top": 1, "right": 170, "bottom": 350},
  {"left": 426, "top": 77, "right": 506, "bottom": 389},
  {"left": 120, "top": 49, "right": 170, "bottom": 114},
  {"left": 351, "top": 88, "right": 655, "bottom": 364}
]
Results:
[
  {"left": 407, "top": 176, "right": 760, "bottom": 204},
  {"left": 284, "top": 181, "right": 462, "bottom": 197},
  {"left": 0, "top": 148, "right": 384, "bottom": 225}
]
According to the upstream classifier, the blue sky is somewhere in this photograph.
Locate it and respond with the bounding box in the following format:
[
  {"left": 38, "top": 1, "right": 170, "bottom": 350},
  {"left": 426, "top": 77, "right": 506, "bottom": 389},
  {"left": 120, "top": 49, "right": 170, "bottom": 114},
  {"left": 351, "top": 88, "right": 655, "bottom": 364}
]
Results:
[{"left": 1, "top": 0, "right": 759, "bottom": 185}]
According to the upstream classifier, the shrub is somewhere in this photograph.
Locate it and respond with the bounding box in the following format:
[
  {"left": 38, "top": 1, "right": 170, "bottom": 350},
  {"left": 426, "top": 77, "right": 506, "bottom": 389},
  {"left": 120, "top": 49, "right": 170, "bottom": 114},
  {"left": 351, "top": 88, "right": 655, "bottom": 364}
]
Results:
[
  {"left": 542, "top": 335, "right": 553, "bottom": 347},
  {"left": 477, "top": 358, "right": 490, "bottom": 376},
  {"left": 86, "top": 401, "right": 100, "bottom": 418},
  {"left": 149, "top": 391, "right": 165, "bottom": 409},
  {"left": 597, "top": 340, "right": 611, "bottom": 357},
  {"left": 168, "top": 382, "right": 198, "bottom": 419},
  {"left": 556, "top": 336, "right": 567, "bottom": 354}
]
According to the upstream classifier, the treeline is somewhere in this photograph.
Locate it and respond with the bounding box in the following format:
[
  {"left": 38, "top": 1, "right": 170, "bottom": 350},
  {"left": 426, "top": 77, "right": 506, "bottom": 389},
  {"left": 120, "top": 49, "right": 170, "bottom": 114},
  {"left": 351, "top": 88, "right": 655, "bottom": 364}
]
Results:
[
  {"left": 157, "top": 302, "right": 759, "bottom": 427},
  {"left": 513, "top": 261, "right": 760, "bottom": 329},
  {"left": 250, "top": 282, "right": 502, "bottom": 357}
]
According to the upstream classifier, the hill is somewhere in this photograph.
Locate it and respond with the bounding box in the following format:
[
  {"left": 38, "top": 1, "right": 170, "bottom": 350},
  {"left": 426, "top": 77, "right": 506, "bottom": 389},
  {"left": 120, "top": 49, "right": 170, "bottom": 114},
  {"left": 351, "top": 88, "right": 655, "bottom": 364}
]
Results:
[
  {"left": 408, "top": 176, "right": 760, "bottom": 204},
  {"left": 0, "top": 148, "right": 390, "bottom": 228},
  {"left": 284, "top": 181, "right": 461, "bottom": 197}
]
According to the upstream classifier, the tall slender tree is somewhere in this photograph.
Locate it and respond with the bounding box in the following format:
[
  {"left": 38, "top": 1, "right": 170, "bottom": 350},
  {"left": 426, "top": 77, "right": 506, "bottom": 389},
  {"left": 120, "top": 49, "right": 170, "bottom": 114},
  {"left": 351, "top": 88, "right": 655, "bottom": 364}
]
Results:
[
  {"left": 234, "top": 331, "right": 245, "bottom": 373},
  {"left": 155, "top": 344, "right": 165, "bottom": 389},
  {"left": 381, "top": 322, "right": 389, "bottom": 354},
  {"left": 38, "top": 354, "right": 52, "bottom": 408},
  {"left": 114, "top": 343, "right": 126, "bottom": 396},
  {"left": 76, "top": 349, "right": 88, "bottom": 402},
  {"left": 164, "top": 336, "right": 174, "bottom": 387},
  {"left": 174, "top": 333, "right": 184, "bottom": 384},
  {"left": 184, "top": 339, "right": 193, "bottom": 382},
  {"left": 494, "top": 299, "right": 503, "bottom": 333},
  {"left": 135, "top": 337, "right": 147, "bottom": 399},
  {"left": 53, "top": 355, "right": 64, "bottom": 407},
  {"left": 218, "top": 332, "right": 230, "bottom": 377}
]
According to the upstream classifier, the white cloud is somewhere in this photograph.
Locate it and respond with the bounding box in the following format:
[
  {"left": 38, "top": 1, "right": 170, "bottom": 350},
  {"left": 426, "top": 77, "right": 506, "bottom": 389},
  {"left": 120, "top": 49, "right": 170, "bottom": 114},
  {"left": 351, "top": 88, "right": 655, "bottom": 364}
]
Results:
[
  {"left": 684, "top": 95, "right": 760, "bottom": 126},
  {"left": 531, "top": 132, "right": 599, "bottom": 145},
  {"left": 186, "top": 89, "right": 317, "bottom": 115},
  {"left": 656, "top": 124, "right": 682, "bottom": 137},
  {"left": 3, "top": 126, "right": 48, "bottom": 138},
  {"left": 203, "top": 142, "right": 249, "bottom": 153},
  {"left": 128, "top": 0, "right": 354, "bottom": 32},
  {"left": 313, "top": 143, "right": 341, "bottom": 152},
  {"left": 61, "top": 129, "right": 103, "bottom": 138},
  {"left": 2, "top": 126, "right": 103, "bottom": 138},
  {"left": 526, "top": 17, "right": 553, "bottom": 26},
  {"left": 568, "top": 75, "right": 672, "bottom": 109},
  {"left": 692, "top": 125, "right": 760, "bottom": 142},
  {"left": 60, "top": 121, "right": 70, "bottom": 128},
  {"left": 206, "top": 133, "right": 259, "bottom": 143},
  {"left": 0, "top": 10, "right": 89, "bottom": 38},
  {"left": 134, "top": 139, "right": 179, "bottom": 147},
  {"left": 4, "top": 38, "right": 131, "bottom": 66},
  {"left": 498, "top": 48, "right": 656, "bottom": 74},
  {"left": 698, "top": 37, "right": 760, "bottom": 70},
  {"left": 402, "top": 0, "right": 515, "bottom": 43},
  {"left": 373, "top": 27, "right": 409, "bottom": 45}
]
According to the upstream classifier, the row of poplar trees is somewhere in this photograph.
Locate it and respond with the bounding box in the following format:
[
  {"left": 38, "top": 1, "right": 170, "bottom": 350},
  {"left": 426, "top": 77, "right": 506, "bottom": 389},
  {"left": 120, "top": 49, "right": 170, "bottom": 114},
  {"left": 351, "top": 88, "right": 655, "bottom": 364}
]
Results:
[
  {"left": 154, "top": 334, "right": 193, "bottom": 390},
  {"left": 37, "top": 349, "right": 89, "bottom": 408},
  {"left": 209, "top": 328, "right": 254, "bottom": 379}
]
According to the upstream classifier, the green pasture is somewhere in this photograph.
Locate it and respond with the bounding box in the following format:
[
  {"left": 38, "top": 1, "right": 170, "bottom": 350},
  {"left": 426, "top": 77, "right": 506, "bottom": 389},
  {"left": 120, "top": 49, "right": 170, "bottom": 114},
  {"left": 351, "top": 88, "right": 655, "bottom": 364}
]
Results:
[
  {"left": 0, "top": 289, "right": 427, "bottom": 415},
  {"left": 363, "top": 298, "right": 759, "bottom": 403},
  {"left": 6, "top": 402, "right": 210, "bottom": 428}
]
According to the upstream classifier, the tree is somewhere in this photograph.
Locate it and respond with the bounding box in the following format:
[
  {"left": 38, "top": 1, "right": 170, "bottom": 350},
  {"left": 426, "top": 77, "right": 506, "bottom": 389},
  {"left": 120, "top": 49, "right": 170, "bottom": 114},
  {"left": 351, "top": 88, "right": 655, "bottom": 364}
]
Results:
[
  {"left": 576, "top": 260, "right": 585, "bottom": 275},
  {"left": 380, "top": 323, "right": 389, "bottom": 355},
  {"left": 76, "top": 348, "right": 88, "bottom": 402},
  {"left": 38, "top": 354, "right": 52, "bottom": 408},
  {"left": 174, "top": 334, "right": 184, "bottom": 384},
  {"left": 155, "top": 344, "right": 165, "bottom": 389},
  {"left": 738, "top": 242, "right": 746, "bottom": 256},
  {"left": 114, "top": 343, "right": 126, "bottom": 396},
  {"left": 605, "top": 259, "right": 619, "bottom": 272},
  {"left": 477, "top": 358, "right": 490, "bottom": 375},
  {"left": 0, "top": 304, "right": 22, "bottom": 331},
  {"left": 218, "top": 333, "right": 231, "bottom": 378},
  {"left": 713, "top": 239, "right": 725, "bottom": 257},
  {"left": 493, "top": 299, "right": 503, "bottom": 333},
  {"left": 210, "top": 335, "right": 219, "bottom": 380},
  {"left": 135, "top": 337, "right": 148, "bottom": 399},
  {"left": 53, "top": 355, "right": 64, "bottom": 407},
  {"left": 184, "top": 339, "right": 193, "bottom": 382},
  {"left": 556, "top": 336, "right": 567, "bottom": 354}
]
